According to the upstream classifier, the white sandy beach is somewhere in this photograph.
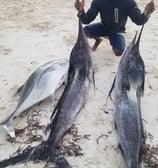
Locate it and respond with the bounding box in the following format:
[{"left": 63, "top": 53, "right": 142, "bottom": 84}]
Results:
[{"left": 0, "top": 0, "right": 158, "bottom": 167}]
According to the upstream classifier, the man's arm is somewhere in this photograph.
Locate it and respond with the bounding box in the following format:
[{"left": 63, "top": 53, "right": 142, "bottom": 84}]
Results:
[
  {"left": 75, "top": 0, "right": 99, "bottom": 24},
  {"left": 127, "top": 0, "right": 155, "bottom": 25}
]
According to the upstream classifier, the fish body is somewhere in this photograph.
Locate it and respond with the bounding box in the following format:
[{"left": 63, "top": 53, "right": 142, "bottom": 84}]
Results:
[
  {"left": 0, "top": 59, "right": 69, "bottom": 138},
  {"left": 115, "top": 95, "right": 144, "bottom": 168},
  {"left": 109, "top": 26, "right": 145, "bottom": 168},
  {"left": 48, "top": 17, "right": 93, "bottom": 147}
]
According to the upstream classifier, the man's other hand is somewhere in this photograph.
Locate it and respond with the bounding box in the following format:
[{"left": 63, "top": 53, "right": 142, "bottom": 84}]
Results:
[
  {"left": 75, "top": 0, "right": 85, "bottom": 13},
  {"left": 145, "top": 0, "right": 155, "bottom": 15}
]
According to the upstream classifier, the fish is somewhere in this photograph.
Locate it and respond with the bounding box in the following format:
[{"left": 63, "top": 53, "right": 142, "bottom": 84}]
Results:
[
  {"left": 0, "top": 59, "right": 69, "bottom": 138},
  {"left": 47, "top": 16, "right": 93, "bottom": 148},
  {"left": 0, "top": 16, "right": 93, "bottom": 168},
  {"left": 108, "top": 25, "right": 145, "bottom": 168}
]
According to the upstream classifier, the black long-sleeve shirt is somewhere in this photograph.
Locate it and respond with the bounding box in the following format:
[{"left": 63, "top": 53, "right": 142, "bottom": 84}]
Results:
[{"left": 80, "top": 0, "right": 148, "bottom": 33}]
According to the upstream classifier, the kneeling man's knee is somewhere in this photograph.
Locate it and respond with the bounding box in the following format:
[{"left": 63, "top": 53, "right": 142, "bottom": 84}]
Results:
[{"left": 113, "top": 48, "right": 123, "bottom": 56}]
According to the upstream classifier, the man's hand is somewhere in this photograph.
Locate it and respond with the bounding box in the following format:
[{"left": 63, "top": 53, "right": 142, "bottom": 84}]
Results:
[
  {"left": 75, "top": 0, "right": 85, "bottom": 13},
  {"left": 145, "top": 0, "right": 155, "bottom": 15}
]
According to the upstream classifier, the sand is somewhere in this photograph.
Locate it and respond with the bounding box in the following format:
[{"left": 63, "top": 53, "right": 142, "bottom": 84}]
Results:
[{"left": 0, "top": 0, "right": 158, "bottom": 167}]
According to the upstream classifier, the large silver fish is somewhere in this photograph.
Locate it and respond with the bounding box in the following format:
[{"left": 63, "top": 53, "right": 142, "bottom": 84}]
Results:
[
  {"left": 108, "top": 25, "right": 145, "bottom": 168},
  {"left": 0, "top": 59, "right": 69, "bottom": 138},
  {"left": 0, "top": 16, "right": 93, "bottom": 168}
]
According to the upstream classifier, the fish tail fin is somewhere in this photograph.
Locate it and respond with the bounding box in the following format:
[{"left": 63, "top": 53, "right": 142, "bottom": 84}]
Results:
[
  {"left": 0, "top": 118, "right": 15, "bottom": 138},
  {"left": 0, "top": 143, "right": 50, "bottom": 168},
  {"left": 0, "top": 147, "right": 33, "bottom": 168}
]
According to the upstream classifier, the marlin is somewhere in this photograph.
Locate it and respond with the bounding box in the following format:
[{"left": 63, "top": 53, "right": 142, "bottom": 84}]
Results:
[
  {"left": 0, "top": 16, "right": 93, "bottom": 168},
  {"left": 108, "top": 25, "right": 145, "bottom": 168},
  {"left": 0, "top": 59, "right": 69, "bottom": 138}
]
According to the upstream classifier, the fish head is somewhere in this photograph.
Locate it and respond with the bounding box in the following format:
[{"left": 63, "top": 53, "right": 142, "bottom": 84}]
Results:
[
  {"left": 123, "top": 32, "right": 139, "bottom": 59},
  {"left": 69, "top": 16, "right": 92, "bottom": 82},
  {"left": 123, "top": 25, "right": 144, "bottom": 60},
  {"left": 70, "top": 17, "right": 91, "bottom": 60}
]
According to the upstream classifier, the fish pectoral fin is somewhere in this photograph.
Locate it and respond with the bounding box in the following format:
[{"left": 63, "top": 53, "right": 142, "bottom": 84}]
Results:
[
  {"left": 117, "top": 143, "right": 121, "bottom": 150},
  {"left": 92, "top": 70, "right": 96, "bottom": 91},
  {"left": 114, "top": 122, "right": 117, "bottom": 130},
  {"left": 2, "top": 119, "right": 15, "bottom": 138},
  {"left": 51, "top": 97, "right": 62, "bottom": 119},
  {"left": 36, "top": 100, "right": 43, "bottom": 107},
  {"left": 13, "top": 84, "right": 24, "bottom": 97},
  {"left": 106, "top": 94, "right": 114, "bottom": 105},
  {"left": 139, "top": 143, "right": 146, "bottom": 160},
  {"left": 63, "top": 74, "right": 68, "bottom": 85},
  {"left": 106, "top": 77, "right": 116, "bottom": 104},
  {"left": 118, "top": 143, "right": 125, "bottom": 159},
  {"left": 54, "top": 155, "right": 72, "bottom": 168},
  {"left": 48, "top": 94, "right": 55, "bottom": 102},
  {"left": 51, "top": 106, "right": 59, "bottom": 119}
]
